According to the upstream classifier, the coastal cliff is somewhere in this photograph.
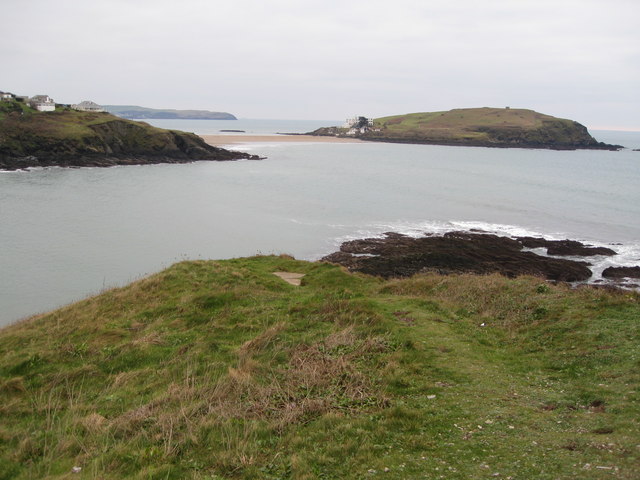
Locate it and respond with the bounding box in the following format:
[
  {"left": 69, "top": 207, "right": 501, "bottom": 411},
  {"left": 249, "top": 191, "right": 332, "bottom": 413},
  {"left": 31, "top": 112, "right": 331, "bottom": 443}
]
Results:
[
  {"left": 311, "top": 107, "right": 621, "bottom": 150},
  {"left": 0, "top": 104, "right": 258, "bottom": 170}
]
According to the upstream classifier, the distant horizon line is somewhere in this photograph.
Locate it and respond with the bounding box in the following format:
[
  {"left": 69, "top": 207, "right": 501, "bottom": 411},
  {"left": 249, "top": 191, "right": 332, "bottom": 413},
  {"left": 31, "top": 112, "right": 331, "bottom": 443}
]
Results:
[{"left": 587, "top": 125, "right": 640, "bottom": 133}]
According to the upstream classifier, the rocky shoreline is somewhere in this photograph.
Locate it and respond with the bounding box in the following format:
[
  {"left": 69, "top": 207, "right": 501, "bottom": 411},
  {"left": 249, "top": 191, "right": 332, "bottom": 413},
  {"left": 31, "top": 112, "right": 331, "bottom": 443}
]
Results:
[
  {"left": 310, "top": 129, "right": 622, "bottom": 151},
  {"left": 350, "top": 135, "right": 622, "bottom": 151},
  {"left": 322, "top": 231, "right": 640, "bottom": 288},
  {"left": 0, "top": 111, "right": 262, "bottom": 171},
  {"left": 0, "top": 146, "right": 261, "bottom": 170}
]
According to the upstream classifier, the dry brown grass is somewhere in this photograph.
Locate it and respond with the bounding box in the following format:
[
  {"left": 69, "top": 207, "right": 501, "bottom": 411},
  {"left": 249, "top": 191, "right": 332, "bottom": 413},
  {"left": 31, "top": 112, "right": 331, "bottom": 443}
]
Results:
[
  {"left": 109, "top": 368, "right": 152, "bottom": 389},
  {"left": 131, "top": 331, "right": 165, "bottom": 347},
  {"left": 0, "top": 376, "right": 25, "bottom": 394},
  {"left": 237, "top": 321, "right": 286, "bottom": 359},
  {"left": 79, "top": 413, "right": 107, "bottom": 434},
  {"left": 1, "top": 256, "right": 637, "bottom": 479},
  {"left": 323, "top": 326, "right": 357, "bottom": 349},
  {"left": 111, "top": 404, "right": 155, "bottom": 435},
  {"left": 104, "top": 325, "right": 388, "bottom": 448}
]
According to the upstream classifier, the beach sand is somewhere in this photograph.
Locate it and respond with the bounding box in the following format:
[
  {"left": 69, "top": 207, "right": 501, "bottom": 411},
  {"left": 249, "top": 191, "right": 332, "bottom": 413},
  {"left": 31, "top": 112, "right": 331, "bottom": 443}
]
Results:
[{"left": 201, "top": 134, "right": 362, "bottom": 146}]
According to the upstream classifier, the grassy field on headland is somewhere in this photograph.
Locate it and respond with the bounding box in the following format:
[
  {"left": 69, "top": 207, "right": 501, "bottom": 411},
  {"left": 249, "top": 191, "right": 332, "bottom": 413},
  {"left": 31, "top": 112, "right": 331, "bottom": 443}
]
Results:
[
  {"left": 0, "top": 256, "right": 638, "bottom": 479},
  {"left": 373, "top": 108, "right": 570, "bottom": 141},
  {"left": 0, "top": 100, "right": 255, "bottom": 170},
  {"left": 311, "top": 107, "right": 620, "bottom": 150},
  {"left": 369, "top": 108, "right": 603, "bottom": 148},
  {"left": 0, "top": 101, "right": 162, "bottom": 141}
]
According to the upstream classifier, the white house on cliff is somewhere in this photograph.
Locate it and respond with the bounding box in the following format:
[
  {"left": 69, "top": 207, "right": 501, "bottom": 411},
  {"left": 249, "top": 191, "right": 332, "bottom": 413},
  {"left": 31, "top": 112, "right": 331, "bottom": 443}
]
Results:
[
  {"left": 343, "top": 116, "right": 375, "bottom": 135},
  {"left": 28, "top": 95, "right": 56, "bottom": 112},
  {"left": 71, "top": 100, "right": 105, "bottom": 112}
]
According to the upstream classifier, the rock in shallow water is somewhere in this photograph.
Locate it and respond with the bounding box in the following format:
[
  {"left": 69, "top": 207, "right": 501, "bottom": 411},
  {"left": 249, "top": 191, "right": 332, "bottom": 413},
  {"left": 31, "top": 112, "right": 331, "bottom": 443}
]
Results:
[
  {"left": 602, "top": 266, "right": 640, "bottom": 279},
  {"left": 322, "top": 232, "right": 593, "bottom": 282},
  {"left": 516, "top": 237, "right": 617, "bottom": 256}
]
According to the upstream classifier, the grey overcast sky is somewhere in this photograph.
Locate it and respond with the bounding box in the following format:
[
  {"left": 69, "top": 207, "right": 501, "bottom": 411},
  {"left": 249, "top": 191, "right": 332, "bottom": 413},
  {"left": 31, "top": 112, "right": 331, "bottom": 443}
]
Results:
[{"left": 2, "top": 0, "right": 639, "bottom": 129}]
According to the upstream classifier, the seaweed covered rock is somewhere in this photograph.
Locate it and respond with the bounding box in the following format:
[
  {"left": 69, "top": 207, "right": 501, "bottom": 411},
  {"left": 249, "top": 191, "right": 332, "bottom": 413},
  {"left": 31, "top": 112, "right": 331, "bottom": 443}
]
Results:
[
  {"left": 602, "top": 266, "right": 640, "bottom": 279},
  {"left": 323, "top": 232, "right": 593, "bottom": 282}
]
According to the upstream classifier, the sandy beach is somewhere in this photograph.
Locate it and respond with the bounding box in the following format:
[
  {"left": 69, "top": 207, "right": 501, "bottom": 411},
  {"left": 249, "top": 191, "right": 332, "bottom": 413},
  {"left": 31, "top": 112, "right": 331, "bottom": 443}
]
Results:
[{"left": 201, "top": 134, "right": 362, "bottom": 146}]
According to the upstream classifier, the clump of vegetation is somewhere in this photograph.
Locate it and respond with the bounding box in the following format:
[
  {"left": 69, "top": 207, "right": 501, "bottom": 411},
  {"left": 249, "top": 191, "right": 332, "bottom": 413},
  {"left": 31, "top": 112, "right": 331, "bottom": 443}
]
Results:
[
  {"left": 0, "top": 256, "right": 638, "bottom": 479},
  {"left": 0, "top": 99, "right": 34, "bottom": 118}
]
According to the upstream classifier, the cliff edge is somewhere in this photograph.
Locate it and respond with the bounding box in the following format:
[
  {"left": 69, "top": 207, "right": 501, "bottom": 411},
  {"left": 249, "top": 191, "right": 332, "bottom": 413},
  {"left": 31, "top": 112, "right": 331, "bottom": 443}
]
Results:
[{"left": 0, "top": 104, "right": 258, "bottom": 170}]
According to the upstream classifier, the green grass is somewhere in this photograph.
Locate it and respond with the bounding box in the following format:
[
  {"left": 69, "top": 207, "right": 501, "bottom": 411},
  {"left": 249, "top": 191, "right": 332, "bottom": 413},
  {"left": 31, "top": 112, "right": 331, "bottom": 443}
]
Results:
[
  {"left": 376, "top": 108, "right": 556, "bottom": 132},
  {"left": 0, "top": 256, "right": 638, "bottom": 479},
  {"left": 1, "top": 108, "right": 163, "bottom": 140},
  {"left": 0, "top": 103, "right": 197, "bottom": 159},
  {"left": 0, "top": 99, "right": 35, "bottom": 119},
  {"left": 370, "top": 108, "right": 588, "bottom": 145}
]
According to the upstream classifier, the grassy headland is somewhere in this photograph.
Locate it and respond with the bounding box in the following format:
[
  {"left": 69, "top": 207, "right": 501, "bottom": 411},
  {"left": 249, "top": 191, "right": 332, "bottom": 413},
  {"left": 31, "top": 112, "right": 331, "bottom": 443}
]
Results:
[
  {"left": 0, "top": 101, "right": 256, "bottom": 170},
  {"left": 311, "top": 108, "right": 621, "bottom": 150},
  {"left": 0, "top": 256, "right": 637, "bottom": 479}
]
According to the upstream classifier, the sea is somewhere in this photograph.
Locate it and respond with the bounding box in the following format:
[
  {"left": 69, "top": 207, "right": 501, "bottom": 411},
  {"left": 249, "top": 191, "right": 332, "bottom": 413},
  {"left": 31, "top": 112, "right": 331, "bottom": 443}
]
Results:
[{"left": 1, "top": 119, "right": 639, "bottom": 327}]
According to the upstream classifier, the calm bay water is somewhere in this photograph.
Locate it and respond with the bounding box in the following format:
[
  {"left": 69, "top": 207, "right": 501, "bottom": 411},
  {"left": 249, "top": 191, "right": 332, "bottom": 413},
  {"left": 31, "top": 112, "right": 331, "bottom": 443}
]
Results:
[
  {"left": 1, "top": 120, "right": 639, "bottom": 326},
  {"left": 136, "top": 118, "right": 340, "bottom": 135}
]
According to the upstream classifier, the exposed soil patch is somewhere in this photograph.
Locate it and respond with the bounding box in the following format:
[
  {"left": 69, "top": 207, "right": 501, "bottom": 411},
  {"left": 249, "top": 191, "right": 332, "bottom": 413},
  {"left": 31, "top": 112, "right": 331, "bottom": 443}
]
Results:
[{"left": 273, "top": 272, "right": 305, "bottom": 286}]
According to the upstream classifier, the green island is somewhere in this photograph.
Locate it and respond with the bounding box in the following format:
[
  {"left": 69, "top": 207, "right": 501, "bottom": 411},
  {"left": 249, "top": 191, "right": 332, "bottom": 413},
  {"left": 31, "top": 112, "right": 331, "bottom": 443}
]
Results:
[
  {"left": 311, "top": 108, "right": 622, "bottom": 150},
  {"left": 1, "top": 255, "right": 637, "bottom": 479},
  {"left": 0, "top": 100, "right": 256, "bottom": 170}
]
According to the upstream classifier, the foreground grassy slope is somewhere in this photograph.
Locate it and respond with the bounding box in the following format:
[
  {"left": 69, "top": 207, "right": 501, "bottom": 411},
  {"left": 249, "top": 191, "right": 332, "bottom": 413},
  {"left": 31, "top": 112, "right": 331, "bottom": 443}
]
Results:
[{"left": 0, "top": 256, "right": 638, "bottom": 479}]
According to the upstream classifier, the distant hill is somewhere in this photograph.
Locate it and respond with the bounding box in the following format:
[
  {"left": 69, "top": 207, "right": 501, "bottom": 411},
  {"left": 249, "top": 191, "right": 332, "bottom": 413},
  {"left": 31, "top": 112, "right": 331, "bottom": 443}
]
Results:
[
  {"left": 103, "top": 105, "right": 237, "bottom": 120},
  {"left": 311, "top": 107, "right": 621, "bottom": 150}
]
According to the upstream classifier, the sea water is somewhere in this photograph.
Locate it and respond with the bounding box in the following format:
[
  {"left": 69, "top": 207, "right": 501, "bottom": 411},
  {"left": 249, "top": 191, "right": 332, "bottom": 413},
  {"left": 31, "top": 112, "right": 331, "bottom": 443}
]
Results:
[
  {"left": 1, "top": 121, "right": 639, "bottom": 326},
  {"left": 132, "top": 118, "right": 339, "bottom": 135}
]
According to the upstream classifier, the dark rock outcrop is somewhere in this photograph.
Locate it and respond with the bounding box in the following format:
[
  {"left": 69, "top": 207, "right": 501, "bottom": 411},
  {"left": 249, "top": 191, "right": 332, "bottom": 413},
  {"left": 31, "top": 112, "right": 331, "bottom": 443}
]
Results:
[
  {"left": 516, "top": 237, "right": 617, "bottom": 256},
  {"left": 602, "top": 266, "right": 640, "bottom": 279},
  {"left": 322, "top": 232, "right": 593, "bottom": 282}
]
